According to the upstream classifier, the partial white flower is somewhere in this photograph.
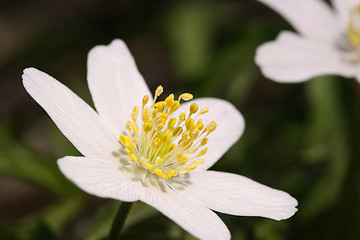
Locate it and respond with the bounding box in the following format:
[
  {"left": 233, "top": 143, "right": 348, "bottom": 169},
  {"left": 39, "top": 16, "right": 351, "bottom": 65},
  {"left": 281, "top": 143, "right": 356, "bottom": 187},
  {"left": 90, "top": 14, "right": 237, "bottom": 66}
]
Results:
[
  {"left": 22, "top": 39, "right": 297, "bottom": 240},
  {"left": 256, "top": 0, "right": 360, "bottom": 83}
]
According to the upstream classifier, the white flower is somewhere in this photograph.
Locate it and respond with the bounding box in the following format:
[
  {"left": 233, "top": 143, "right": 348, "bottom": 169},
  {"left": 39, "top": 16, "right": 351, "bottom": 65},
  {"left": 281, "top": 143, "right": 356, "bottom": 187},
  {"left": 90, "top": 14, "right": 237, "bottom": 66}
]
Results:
[
  {"left": 22, "top": 39, "right": 297, "bottom": 240},
  {"left": 255, "top": 0, "right": 360, "bottom": 83}
]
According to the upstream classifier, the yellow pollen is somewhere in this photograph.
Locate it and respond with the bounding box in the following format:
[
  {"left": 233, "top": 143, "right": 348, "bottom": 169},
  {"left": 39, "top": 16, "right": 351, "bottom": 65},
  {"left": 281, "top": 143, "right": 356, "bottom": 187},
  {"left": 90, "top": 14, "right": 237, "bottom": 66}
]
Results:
[
  {"left": 120, "top": 86, "right": 216, "bottom": 179},
  {"left": 143, "top": 122, "right": 153, "bottom": 132},
  {"left": 170, "top": 101, "right": 180, "bottom": 112},
  {"left": 129, "top": 152, "right": 138, "bottom": 162},
  {"left": 168, "top": 118, "right": 177, "bottom": 128},
  {"left": 142, "top": 95, "right": 149, "bottom": 106},
  {"left": 194, "top": 158, "right": 205, "bottom": 164},
  {"left": 155, "top": 85, "right": 163, "bottom": 97},
  {"left": 165, "top": 94, "right": 174, "bottom": 107},
  {"left": 172, "top": 127, "right": 183, "bottom": 137},
  {"left": 167, "top": 143, "right": 176, "bottom": 152},
  {"left": 178, "top": 169, "right": 190, "bottom": 174},
  {"left": 186, "top": 164, "right": 197, "bottom": 171},
  {"left": 185, "top": 118, "right": 194, "bottom": 130},
  {"left": 119, "top": 135, "right": 128, "bottom": 145},
  {"left": 162, "top": 174, "right": 170, "bottom": 179},
  {"left": 129, "top": 141, "right": 136, "bottom": 150},
  {"left": 178, "top": 93, "right": 193, "bottom": 101},
  {"left": 154, "top": 102, "right": 165, "bottom": 112},
  {"left": 179, "top": 156, "right": 189, "bottom": 162},
  {"left": 206, "top": 121, "right": 217, "bottom": 133},
  {"left": 146, "top": 163, "right": 154, "bottom": 170},
  {"left": 181, "top": 131, "right": 188, "bottom": 141},
  {"left": 179, "top": 113, "right": 186, "bottom": 122},
  {"left": 131, "top": 106, "right": 139, "bottom": 122},
  {"left": 155, "top": 157, "right": 162, "bottom": 164},
  {"left": 190, "top": 103, "right": 198, "bottom": 115},
  {"left": 198, "top": 147, "right": 208, "bottom": 156},
  {"left": 177, "top": 161, "right": 188, "bottom": 166},
  {"left": 126, "top": 121, "right": 132, "bottom": 132},
  {"left": 176, "top": 152, "right": 184, "bottom": 159},
  {"left": 188, "top": 146, "right": 199, "bottom": 154},
  {"left": 348, "top": 5, "right": 360, "bottom": 53},
  {"left": 200, "top": 138, "right": 209, "bottom": 146},
  {"left": 200, "top": 107, "right": 209, "bottom": 114},
  {"left": 154, "top": 168, "right": 163, "bottom": 176}
]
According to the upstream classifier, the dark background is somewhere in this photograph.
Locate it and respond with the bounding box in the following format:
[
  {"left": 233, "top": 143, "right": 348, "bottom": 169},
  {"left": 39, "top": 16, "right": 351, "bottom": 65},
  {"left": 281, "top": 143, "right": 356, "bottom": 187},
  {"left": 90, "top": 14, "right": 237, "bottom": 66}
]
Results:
[{"left": 1, "top": 0, "right": 359, "bottom": 239}]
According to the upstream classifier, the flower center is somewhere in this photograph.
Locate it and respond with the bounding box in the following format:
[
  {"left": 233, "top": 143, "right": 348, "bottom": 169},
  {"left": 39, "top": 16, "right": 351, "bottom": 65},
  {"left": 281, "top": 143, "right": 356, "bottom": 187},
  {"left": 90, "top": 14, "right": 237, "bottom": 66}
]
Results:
[
  {"left": 119, "top": 86, "right": 216, "bottom": 179},
  {"left": 347, "top": 5, "right": 360, "bottom": 53}
]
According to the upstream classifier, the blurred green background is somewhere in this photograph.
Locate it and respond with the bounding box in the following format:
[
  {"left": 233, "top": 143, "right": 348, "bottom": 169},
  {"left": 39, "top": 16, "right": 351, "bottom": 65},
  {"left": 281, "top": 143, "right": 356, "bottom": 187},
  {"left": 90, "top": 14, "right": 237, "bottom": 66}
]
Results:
[{"left": 1, "top": 0, "right": 359, "bottom": 239}]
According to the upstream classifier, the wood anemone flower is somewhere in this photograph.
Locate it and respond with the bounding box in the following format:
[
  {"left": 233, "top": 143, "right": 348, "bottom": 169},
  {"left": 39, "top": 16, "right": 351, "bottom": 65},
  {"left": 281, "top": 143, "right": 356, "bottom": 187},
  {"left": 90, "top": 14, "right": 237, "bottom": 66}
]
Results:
[
  {"left": 22, "top": 39, "right": 297, "bottom": 240},
  {"left": 256, "top": 0, "right": 360, "bottom": 83}
]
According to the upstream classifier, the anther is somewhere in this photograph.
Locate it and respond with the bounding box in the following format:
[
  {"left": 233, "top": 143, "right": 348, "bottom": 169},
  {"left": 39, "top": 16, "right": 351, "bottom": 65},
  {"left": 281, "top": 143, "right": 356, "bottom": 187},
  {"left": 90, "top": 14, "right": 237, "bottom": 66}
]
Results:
[
  {"left": 146, "top": 163, "right": 154, "bottom": 170},
  {"left": 119, "top": 135, "right": 129, "bottom": 146},
  {"left": 194, "top": 158, "right": 205, "bottom": 164},
  {"left": 167, "top": 118, "right": 177, "bottom": 129},
  {"left": 198, "top": 147, "right": 207, "bottom": 156},
  {"left": 143, "top": 122, "right": 153, "bottom": 132},
  {"left": 200, "top": 138, "right": 209, "bottom": 146},
  {"left": 131, "top": 106, "right": 139, "bottom": 122},
  {"left": 129, "top": 153, "right": 138, "bottom": 162},
  {"left": 185, "top": 118, "right": 194, "bottom": 130},
  {"left": 154, "top": 168, "right": 163, "bottom": 176},
  {"left": 178, "top": 93, "right": 193, "bottom": 101},
  {"left": 155, "top": 85, "right": 163, "bottom": 97},
  {"left": 179, "top": 113, "right": 186, "bottom": 122},
  {"left": 190, "top": 103, "right": 198, "bottom": 115},
  {"left": 200, "top": 107, "right": 209, "bottom": 114},
  {"left": 170, "top": 101, "right": 180, "bottom": 112},
  {"left": 142, "top": 95, "right": 149, "bottom": 107},
  {"left": 155, "top": 157, "right": 162, "bottom": 164}
]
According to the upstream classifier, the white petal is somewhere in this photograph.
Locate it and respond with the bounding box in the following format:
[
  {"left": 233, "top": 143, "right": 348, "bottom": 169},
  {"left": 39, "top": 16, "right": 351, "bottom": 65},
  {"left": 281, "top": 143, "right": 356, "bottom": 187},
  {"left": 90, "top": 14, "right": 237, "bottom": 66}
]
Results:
[
  {"left": 331, "top": 0, "right": 358, "bottom": 28},
  {"left": 255, "top": 31, "right": 357, "bottom": 83},
  {"left": 58, "top": 156, "right": 142, "bottom": 201},
  {"left": 177, "top": 98, "right": 245, "bottom": 171},
  {"left": 139, "top": 176, "right": 230, "bottom": 240},
  {"left": 258, "top": 0, "right": 340, "bottom": 42},
  {"left": 22, "top": 68, "right": 118, "bottom": 159},
  {"left": 87, "top": 39, "right": 152, "bottom": 137},
  {"left": 178, "top": 171, "right": 298, "bottom": 220}
]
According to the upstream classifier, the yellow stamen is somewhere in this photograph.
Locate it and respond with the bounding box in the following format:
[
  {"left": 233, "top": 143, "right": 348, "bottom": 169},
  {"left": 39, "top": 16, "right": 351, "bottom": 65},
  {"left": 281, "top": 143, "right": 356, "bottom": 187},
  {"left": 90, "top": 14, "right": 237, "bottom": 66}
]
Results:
[
  {"left": 155, "top": 85, "right": 163, "bottom": 97},
  {"left": 120, "top": 86, "right": 216, "bottom": 180},
  {"left": 142, "top": 95, "right": 149, "bottom": 106},
  {"left": 190, "top": 103, "right": 198, "bottom": 115},
  {"left": 168, "top": 169, "right": 177, "bottom": 176},
  {"left": 162, "top": 174, "right": 170, "bottom": 179},
  {"left": 347, "top": 5, "right": 360, "bottom": 53},
  {"left": 200, "top": 138, "right": 208, "bottom": 146},
  {"left": 200, "top": 107, "right": 209, "bottom": 114},
  {"left": 179, "top": 113, "right": 186, "bottom": 122},
  {"left": 185, "top": 118, "right": 194, "bottom": 131},
  {"left": 194, "top": 158, "right": 205, "bottom": 164},
  {"left": 143, "top": 122, "right": 153, "bottom": 132},
  {"left": 129, "top": 153, "right": 138, "bottom": 162},
  {"left": 178, "top": 93, "right": 193, "bottom": 101},
  {"left": 119, "top": 135, "right": 128, "bottom": 145},
  {"left": 146, "top": 163, "right": 154, "bottom": 170},
  {"left": 154, "top": 168, "right": 163, "bottom": 176},
  {"left": 198, "top": 147, "right": 207, "bottom": 156}
]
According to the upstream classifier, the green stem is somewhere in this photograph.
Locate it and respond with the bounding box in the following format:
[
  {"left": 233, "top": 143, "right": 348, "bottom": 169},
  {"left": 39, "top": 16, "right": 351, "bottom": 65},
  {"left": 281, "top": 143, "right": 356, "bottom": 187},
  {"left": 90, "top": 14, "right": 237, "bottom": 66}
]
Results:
[
  {"left": 108, "top": 202, "right": 133, "bottom": 240},
  {"left": 299, "top": 76, "right": 350, "bottom": 222}
]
